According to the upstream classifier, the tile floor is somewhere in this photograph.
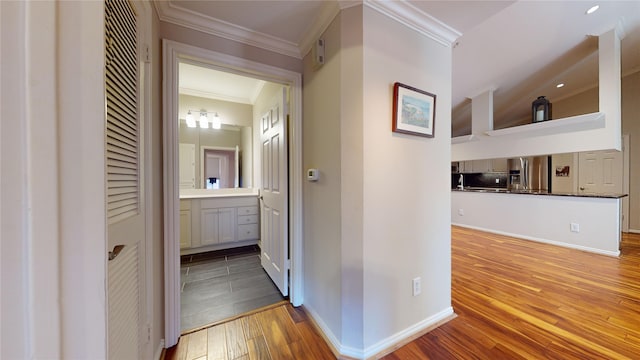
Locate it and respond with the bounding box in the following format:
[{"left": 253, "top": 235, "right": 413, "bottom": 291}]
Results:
[{"left": 180, "top": 245, "right": 285, "bottom": 332}]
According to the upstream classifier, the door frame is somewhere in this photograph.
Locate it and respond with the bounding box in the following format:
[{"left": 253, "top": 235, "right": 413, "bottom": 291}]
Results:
[{"left": 162, "top": 39, "right": 303, "bottom": 347}]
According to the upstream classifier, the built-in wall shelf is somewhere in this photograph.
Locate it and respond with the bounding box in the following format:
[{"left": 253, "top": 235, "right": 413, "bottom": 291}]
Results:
[
  {"left": 451, "top": 134, "right": 476, "bottom": 144},
  {"left": 485, "top": 112, "right": 605, "bottom": 138}
]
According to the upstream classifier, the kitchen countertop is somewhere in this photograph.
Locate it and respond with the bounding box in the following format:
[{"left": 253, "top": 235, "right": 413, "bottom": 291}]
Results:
[
  {"left": 180, "top": 188, "right": 259, "bottom": 199},
  {"left": 452, "top": 187, "right": 628, "bottom": 199}
]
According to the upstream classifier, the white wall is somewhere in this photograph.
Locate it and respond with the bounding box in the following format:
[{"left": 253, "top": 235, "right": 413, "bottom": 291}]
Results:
[
  {"left": 452, "top": 191, "right": 621, "bottom": 256},
  {"left": 360, "top": 6, "right": 453, "bottom": 352},
  {"left": 302, "top": 5, "right": 454, "bottom": 356},
  {"left": 302, "top": 8, "right": 353, "bottom": 351}
]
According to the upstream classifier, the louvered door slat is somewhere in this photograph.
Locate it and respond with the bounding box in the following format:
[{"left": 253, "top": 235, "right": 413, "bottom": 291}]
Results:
[{"left": 105, "top": 0, "right": 138, "bottom": 224}]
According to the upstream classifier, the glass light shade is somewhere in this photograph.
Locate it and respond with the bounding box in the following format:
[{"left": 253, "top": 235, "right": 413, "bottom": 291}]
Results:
[
  {"left": 211, "top": 113, "right": 221, "bottom": 129},
  {"left": 185, "top": 111, "right": 196, "bottom": 128},
  {"left": 199, "top": 113, "right": 209, "bottom": 128}
]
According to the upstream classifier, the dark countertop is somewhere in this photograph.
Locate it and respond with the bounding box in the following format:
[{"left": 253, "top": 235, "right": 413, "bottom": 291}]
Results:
[{"left": 452, "top": 187, "right": 628, "bottom": 199}]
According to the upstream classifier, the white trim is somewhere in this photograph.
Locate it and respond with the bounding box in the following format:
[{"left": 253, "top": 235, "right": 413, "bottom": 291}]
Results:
[
  {"left": 302, "top": 305, "right": 342, "bottom": 358},
  {"left": 629, "top": 229, "right": 640, "bottom": 234},
  {"left": 163, "top": 39, "right": 304, "bottom": 347},
  {"left": 297, "top": 1, "right": 341, "bottom": 58},
  {"left": 179, "top": 87, "right": 255, "bottom": 105},
  {"left": 361, "top": 307, "right": 455, "bottom": 359},
  {"left": 622, "top": 134, "right": 630, "bottom": 233},
  {"left": 154, "top": 339, "right": 165, "bottom": 360},
  {"left": 162, "top": 39, "right": 182, "bottom": 348},
  {"left": 452, "top": 223, "right": 621, "bottom": 257},
  {"left": 305, "top": 304, "right": 455, "bottom": 359},
  {"left": 364, "top": 0, "right": 461, "bottom": 47},
  {"left": 154, "top": 1, "right": 301, "bottom": 59}
]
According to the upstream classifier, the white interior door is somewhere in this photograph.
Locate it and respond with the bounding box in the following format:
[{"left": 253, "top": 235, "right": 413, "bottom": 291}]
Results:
[
  {"left": 578, "top": 149, "right": 623, "bottom": 194},
  {"left": 105, "top": 0, "right": 144, "bottom": 358},
  {"left": 260, "top": 87, "right": 289, "bottom": 296}
]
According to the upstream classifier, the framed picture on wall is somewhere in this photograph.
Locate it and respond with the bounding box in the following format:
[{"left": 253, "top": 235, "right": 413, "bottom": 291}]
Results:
[{"left": 392, "top": 82, "right": 436, "bottom": 138}]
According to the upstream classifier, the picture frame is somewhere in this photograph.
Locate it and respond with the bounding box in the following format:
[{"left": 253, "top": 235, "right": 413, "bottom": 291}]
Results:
[{"left": 392, "top": 82, "right": 436, "bottom": 138}]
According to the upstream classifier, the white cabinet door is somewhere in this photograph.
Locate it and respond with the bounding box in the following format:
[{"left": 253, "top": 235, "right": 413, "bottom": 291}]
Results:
[
  {"left": 200, "top": 208, "right": 236, "bottom": 245},
  {"left": 218, "top": 208, "right": 236, "bottom": 243},
  {"left": 201, "top": 209, "right": 220, "bottom": 245},
  {"left": 179, "top": 210, "right": 191, "bottom": 249}
]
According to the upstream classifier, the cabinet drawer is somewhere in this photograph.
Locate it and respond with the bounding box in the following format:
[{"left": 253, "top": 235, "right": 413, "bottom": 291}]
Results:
[
  {"left": 237, "top": 206, "right": 258, "bottom": 216},
  {"left": 237, "top": 214, "right": 258, "bottom": 225},
  {"left": 237, "top": 224, "right": 259, "bottom": 241}
]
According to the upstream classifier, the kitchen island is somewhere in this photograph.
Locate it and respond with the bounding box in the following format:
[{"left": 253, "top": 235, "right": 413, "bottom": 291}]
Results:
[
  {"left": 180, "top": 188, "right": 260, "bottom": 255},
  {"left": 452, "top": 188, "right": 627, "bottom": 256}
]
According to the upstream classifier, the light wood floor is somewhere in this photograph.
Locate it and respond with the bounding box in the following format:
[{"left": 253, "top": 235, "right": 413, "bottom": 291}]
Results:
[{"left": 165, "top": 227, "right": 640, "bottom": 360}]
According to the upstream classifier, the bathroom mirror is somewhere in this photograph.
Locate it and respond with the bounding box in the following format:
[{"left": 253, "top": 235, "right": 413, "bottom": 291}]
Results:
[{"left": 178, "top": 93, "right": 254, "bottom": 189}]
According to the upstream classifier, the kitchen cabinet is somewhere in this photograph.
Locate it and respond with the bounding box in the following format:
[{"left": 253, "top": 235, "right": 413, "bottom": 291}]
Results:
[
  {"left": 457, "top": 159, "right": 508, "bottom": 173},
  {"left": 490, "top": 159, "right": 508, "bottom": 172}
]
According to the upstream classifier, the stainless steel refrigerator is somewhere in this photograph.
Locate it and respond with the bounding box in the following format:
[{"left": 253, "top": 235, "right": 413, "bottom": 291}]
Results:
[{"left": 507, "top": 156, "right": 550, "bottom": 191}]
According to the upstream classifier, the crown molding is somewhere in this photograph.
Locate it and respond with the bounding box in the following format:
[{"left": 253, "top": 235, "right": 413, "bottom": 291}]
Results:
[
  {"left": 297, "top": 2, "right": 342, "bottom": 58},
  {"left": 154, "top": 1, "right": 302, "bottom": 59},
  {"left": 364, "top": 0, "right": 461, "bottom": 47}
]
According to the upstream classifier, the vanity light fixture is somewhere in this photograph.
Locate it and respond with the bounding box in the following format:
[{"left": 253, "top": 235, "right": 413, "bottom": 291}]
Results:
[
  {"left": 586, "top": 5, "right": 599, "bottom": 14},
  {"left": 183, "top": 109, "right": 223, "bottom": 129}
]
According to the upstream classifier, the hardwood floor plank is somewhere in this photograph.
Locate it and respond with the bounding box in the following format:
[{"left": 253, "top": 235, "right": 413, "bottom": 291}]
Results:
[
  {"left": 207, "top": 324, "right": 228, "bottom": 360},
  {"left": 246, "top": 336, "right": 272, "bottom": 360},
  {"left": 185, "top": 331, "right": 208, "bottom": 360},
  {"left": 225, "top": 319, "right": 249, "bottom": 359},
  {"left": 241, "top": 314, "right": 264, "bottom": 340}
]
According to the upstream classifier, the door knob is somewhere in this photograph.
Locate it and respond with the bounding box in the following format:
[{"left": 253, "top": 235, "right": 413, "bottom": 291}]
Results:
[{"left": 108, "top": 244, "right": 125, "bottom": 261}]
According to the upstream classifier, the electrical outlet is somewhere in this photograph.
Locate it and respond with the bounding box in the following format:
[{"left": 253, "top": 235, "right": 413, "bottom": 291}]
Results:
[
  {"left": 570, "top": 223, "right": 580, "bottom": 233},
  {"left": 458, "top": 209, "right": 464, "bottom": 216},
  {"left": 495, "top": 178, "right": 500, "bottom": 183},
  {"left": 412, "top": 277, "right": 421, "bottom": 296}
]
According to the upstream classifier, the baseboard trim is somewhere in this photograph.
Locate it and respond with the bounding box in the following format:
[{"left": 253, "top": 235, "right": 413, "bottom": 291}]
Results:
[
  {"left": 362, "top": 307, "right": 455, "bottom": 359},
  {"left": 301, "top": 304, "right": 344, "bottom": 358},
  {"left": 303, "top": 304, "right": 456, "bottom": 359},
  {"left": 628, "top": 229, "right": 640, "bottom": 234},
  {"left": 155, "top": 339, "right": 165, "bottom": 360},
  {"left": 452, "top": 223, "right": 620, "bottom": 257}
]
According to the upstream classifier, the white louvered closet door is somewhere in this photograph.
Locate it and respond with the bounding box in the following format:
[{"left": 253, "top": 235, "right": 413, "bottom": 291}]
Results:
[{"left": 105, "top": 0, "right": 144, "bottom": 359}]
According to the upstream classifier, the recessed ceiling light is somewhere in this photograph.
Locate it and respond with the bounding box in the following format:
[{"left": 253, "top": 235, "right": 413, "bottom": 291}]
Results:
[
  {"left": 586, "top": 5, "right": 599, "bottom": 14},
  {"left": 556, "top": 83, "right": 565, "bottom": 88}
]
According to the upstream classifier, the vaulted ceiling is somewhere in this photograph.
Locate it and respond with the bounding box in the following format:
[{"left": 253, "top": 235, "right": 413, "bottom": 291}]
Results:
[{"left": 157, "top": 1, "right": 640, "bottom": 137}]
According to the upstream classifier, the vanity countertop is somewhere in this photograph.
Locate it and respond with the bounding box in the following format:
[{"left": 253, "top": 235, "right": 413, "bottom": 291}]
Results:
[{"left": 180, "top": 188, "right": 259, "bottom": 199}]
